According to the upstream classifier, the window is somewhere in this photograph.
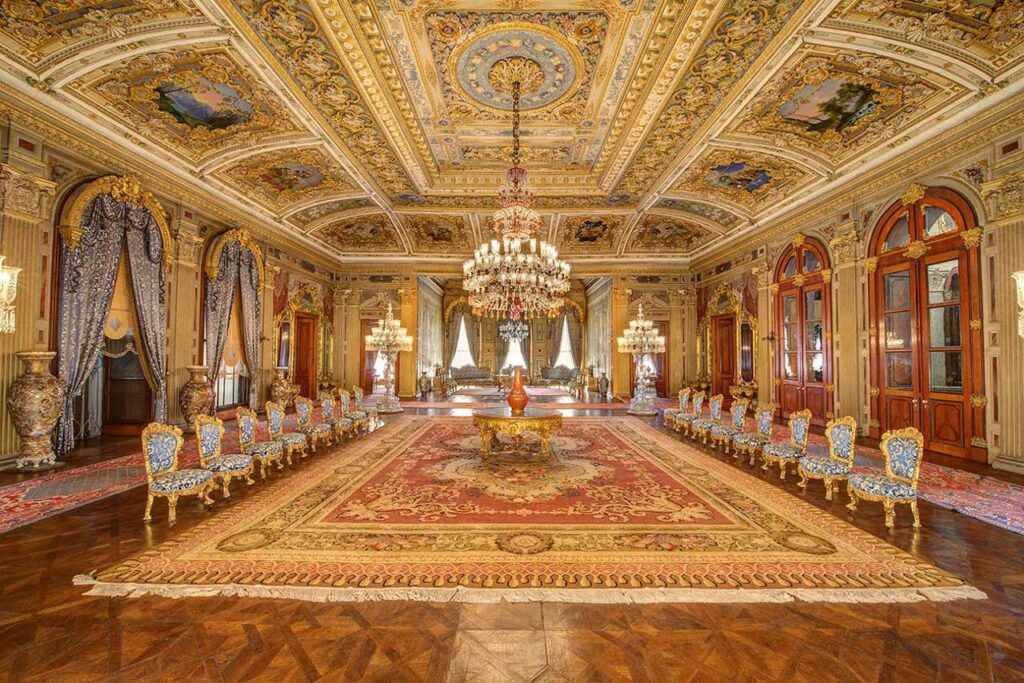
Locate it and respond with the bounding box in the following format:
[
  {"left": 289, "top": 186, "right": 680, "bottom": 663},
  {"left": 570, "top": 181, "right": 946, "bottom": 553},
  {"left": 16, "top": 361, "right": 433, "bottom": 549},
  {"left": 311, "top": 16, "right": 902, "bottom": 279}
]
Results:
[
  {"left": 553, "top": 316, "right": 576, "bottom": 369},
  {"left": 450, "top": 316, "right": 476, "bottom": 368},
  {"left": 372, "top": 350, "right": 388, "bottom": 388},
  {"left": 215, "top": 360, "right": 249, "bottom": 409},
  {"left": 503, "top": 340, "right": 528, "bottom": 370}
]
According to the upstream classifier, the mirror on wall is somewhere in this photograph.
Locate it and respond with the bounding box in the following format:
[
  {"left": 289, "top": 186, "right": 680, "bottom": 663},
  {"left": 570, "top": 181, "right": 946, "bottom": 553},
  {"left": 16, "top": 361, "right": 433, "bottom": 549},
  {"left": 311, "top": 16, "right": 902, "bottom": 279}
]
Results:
[
  {"left": 277, "top": 321, "right": 291, "bottom": 367},
  {"left": 739, "top": 320, "right": 755, "bottom": 383},
  {"left": 696, "top": 284, "right": 757, "bottom": 398}
]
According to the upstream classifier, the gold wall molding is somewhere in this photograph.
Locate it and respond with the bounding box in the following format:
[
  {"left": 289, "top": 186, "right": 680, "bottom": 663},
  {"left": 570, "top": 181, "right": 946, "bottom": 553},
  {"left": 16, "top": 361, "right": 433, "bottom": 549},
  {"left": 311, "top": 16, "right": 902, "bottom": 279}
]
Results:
[
  {"left": 983, "top": 170, "right": 1024, "bottom": 221},
  {"left": 0, "top": 164, "right": 55, "bottom": 223},
  {"left": 204, "top": 228, "right": 266, "bottom": 288}
]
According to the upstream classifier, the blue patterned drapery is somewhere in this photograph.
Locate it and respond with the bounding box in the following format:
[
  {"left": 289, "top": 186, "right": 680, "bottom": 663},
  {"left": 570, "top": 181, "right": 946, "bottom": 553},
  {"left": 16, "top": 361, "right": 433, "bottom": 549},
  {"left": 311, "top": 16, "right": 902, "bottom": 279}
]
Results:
[
  {"left": 205, "top": 239, "right": 262, "bottom": 408},
  {"left": 56, "top": 193, "right": 168, "bottom": 456}
]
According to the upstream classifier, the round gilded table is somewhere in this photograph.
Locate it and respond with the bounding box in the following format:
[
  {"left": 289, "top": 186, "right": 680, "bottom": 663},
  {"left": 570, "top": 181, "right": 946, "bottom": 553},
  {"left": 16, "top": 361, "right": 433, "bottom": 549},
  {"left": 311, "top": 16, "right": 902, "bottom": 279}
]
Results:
[{"left": 472, "top": 407, "right": 563, "bottom": 460}]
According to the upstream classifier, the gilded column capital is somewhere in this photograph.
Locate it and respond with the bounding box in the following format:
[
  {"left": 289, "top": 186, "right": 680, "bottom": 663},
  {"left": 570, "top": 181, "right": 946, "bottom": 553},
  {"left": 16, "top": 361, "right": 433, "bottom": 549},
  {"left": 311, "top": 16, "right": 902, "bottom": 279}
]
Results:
[
  {"left": 677, "top": 287, "right": 697, "bottom": 306},
  {"left": 983, "top": 170, "right": 1024, "bottom": 222},
  {"left": 750, "top": 264, "right": 772, "bottom": 289},
  {"left": 828, "top": 231, "right": 861, "bottom": 268},
  {"left": 265, "top": 264, "right": 281, "bottom": 289},
  {"left": 0, "top": 163, "right": 56, "bottom": 224}
]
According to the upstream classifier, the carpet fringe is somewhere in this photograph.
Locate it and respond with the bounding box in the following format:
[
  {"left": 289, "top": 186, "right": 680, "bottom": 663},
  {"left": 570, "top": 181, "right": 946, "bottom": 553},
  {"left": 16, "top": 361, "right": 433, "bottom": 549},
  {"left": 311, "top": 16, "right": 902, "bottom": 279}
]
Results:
[{"left": 73, "top": 575, "right": 986, "bottom": 605}]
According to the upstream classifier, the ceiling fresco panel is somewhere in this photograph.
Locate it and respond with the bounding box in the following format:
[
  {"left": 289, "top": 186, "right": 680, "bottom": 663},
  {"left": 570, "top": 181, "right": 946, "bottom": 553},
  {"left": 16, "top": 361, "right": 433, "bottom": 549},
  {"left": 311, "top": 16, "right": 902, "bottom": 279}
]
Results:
[
  {"left": 557, "top": 215, "right": 623, "bottom": 255},
  {"left": 625, "top": 213, "right": 713, "bottom": 254},
  {"left": 403, "top": 214, "right": 475, "bottom": 254},
  {"left": 671, "top": 148, "right": 816, "bottom": 212},
  {"left": 312, "top": 212, "right": 404, "bottom": 254}
]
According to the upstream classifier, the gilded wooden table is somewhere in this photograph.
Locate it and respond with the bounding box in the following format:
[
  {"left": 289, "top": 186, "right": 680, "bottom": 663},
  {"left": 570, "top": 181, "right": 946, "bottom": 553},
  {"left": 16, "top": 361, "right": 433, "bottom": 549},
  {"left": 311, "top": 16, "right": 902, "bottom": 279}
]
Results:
[{"left": 472, "top": 407, "right": 563, "bottom": 459}]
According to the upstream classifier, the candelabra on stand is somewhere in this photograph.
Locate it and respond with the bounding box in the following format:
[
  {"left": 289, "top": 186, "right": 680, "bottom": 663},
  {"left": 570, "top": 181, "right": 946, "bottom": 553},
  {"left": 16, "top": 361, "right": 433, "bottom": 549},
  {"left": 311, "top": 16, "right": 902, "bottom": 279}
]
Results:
[
  {"left": 364, "top": 303, "right": 414, "bottom": 414},
  {"left": 617, "top": 304, "right": 665, "bottom": 416}
]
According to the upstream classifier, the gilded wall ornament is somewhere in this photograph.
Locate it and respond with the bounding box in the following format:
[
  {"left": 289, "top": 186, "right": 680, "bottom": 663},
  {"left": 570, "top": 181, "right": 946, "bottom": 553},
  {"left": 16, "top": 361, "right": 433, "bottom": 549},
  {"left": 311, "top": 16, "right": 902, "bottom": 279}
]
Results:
[
  {"left": 901, "top": 182, "right": 927, "bottom": 205},
  {"left": 983, "top": 170, "right": 1024, "bottom": 220},
  {"left": 960, "top": 227, "right": 983, "bottom": 249},
  {"left": 864, "top": 256, "right": 879, "bottom": 273},
  {"left": 0, "top": 164, "right": 56, "bottom": 223},
  {"left": 905, "top": 240, "right": 929, "bottom": 259},
  {"left": 829, "top": 232, "right": 860, "bottom": 267}
]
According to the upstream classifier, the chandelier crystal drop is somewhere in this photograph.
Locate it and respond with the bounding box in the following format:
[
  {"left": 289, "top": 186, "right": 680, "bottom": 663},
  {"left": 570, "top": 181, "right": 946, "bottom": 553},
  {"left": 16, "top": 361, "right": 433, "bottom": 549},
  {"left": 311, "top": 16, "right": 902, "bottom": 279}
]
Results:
[
  {"left": 498, "top": 317, "right": 529, "bottom": 343},
  {"left": 463, "top": 79, "right": 570, "bottom": 321}
]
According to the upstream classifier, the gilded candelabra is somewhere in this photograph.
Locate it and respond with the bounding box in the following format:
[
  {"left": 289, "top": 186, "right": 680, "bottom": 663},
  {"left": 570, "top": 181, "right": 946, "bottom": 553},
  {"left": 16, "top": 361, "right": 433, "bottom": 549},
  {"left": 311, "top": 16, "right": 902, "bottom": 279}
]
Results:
[
  {"left": 617, "top": 304, "right": 665, "bottom": 416},
  {"left": 364, "top": 303, "right": 413, "bottom": 414}
]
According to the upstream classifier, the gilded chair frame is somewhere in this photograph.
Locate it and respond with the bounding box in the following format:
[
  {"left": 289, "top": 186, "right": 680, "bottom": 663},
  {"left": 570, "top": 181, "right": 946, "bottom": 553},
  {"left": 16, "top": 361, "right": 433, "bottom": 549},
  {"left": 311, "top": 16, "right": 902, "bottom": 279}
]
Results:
[
  {"left": 734, "top": 402, "right": 776, "bottom": 465},
  {"left": 675, "top": 391, "right": 705, "bottom": 436},
  {"left": 337, "top": 389, "right": 368, "bottom": 433},
  {"left": 847, "top": 427, "right": 925, "bottom": 528},
  {"left": 266, "top": 400, "right": 306, "bottom": 464},
  {"left": 294, "top": 396, "right": 330, "bottom": 452},
  {"left": 320, "top": 394, "right": 351, "bottom": 442},
  {"left": 663, "top": 387, "right": 692, "bottom": 427},
  {"left": 194, "top": 414, "right": 254, "bottom": 498},
  {"left": 692, "top": 393, "right": 724, "bottom": 445},
  {"left": 798, "top": 415, "right": 857, "bottom": 502},
  {"left": 713, "top": 398, "right": 750, "bottom": 453},
  {"left": 141, "top": 422, "right": 214, "bottom": 526},
  {"left": 236, "top": 406, "right": 284, "bottom": 479},
  {"left": 352, "top": 385, "right": 380, "bottom": 427},
  {"left": 761, "top": 408, "right": 812, "bottom": 480}
]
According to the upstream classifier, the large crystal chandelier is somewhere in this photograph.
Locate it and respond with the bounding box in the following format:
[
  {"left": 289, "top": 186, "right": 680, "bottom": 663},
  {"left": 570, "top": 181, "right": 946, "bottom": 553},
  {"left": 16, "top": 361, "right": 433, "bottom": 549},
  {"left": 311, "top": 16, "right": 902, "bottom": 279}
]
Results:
[
  {"left": 463, "top": 69, "right": 570, "bottom": 321},
  {"left": 498, "top": 317, "right": 529, "bottom": 343},
  {"left": 617, "top": 304, "right": 666, "bottom": 416},
  {"left": 364, "top": 303, "right": 414, "bottom": 415}
]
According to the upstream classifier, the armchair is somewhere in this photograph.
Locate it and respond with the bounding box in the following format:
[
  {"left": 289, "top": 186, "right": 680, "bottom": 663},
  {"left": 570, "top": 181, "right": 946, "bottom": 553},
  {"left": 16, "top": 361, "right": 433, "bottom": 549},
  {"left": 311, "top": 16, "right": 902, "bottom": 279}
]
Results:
[
  {"left": 266, "top": 401, "right": 307, "bottom": 464},
  {"left": 761, "top": 409, "right": 812, "bottom": 480},
  {"left": 691, "top": 394, "right": 724, "bottom": 445},
  {"left": 295, "top": 396, "right": 333, "bottom": 452},
  {"left": 236, "top": 406, "right": 284, "bottom": 479},
  {"left": 847, "top": 427, "right": 924, "bottom": 528},
  {"left": 733, "top": 403, "right": 776, "bottom": 465},
  {"left": 674, "top": 391, "right": 706, "bottom": 436},
  {"left": 194, "top": 414, "right": 254, "bottom": 499},
  {"left": 710, "top": 398, "right": 750, "bottom": 453}
]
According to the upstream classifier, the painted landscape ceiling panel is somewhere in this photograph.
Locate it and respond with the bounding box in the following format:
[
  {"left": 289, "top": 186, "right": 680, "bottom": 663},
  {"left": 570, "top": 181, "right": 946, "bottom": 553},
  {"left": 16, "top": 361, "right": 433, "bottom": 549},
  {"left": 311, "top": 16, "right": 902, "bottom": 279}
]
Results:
[{"left": 0, "top": 0, "right": 1017, "bottom": 261}]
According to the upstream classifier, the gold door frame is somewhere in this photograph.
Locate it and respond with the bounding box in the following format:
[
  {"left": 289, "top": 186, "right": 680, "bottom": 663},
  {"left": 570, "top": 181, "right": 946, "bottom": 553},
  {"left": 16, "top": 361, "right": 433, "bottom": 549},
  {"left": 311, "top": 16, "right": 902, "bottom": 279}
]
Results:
[{"left": 272, "top": 283, "right": 333, "bottom": 383}]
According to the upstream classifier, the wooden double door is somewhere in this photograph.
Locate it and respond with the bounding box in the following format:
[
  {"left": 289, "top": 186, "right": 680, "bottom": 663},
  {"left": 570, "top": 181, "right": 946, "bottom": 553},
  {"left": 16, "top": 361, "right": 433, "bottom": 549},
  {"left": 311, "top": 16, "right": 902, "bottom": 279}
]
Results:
[
  {"left": 292, "top": 313, "right": 317, "bottom": 400},
  {"left": 711, "top": 314, "right": 735, "bottom": 399}
]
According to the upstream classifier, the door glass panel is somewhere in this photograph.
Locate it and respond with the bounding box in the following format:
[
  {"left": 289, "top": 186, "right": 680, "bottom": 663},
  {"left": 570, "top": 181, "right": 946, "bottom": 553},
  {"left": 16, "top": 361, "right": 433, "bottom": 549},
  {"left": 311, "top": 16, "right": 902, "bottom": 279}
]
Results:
[
  {"left": 782, "top": 295, "right": 797, "bottom": 322},
  {"left": 884, "top": 271, "right": 910, "bottom": 310},
  {"left": 884, "top": 216, "right": 910, "bottom": 251},
  {"left": 803, "top": 250, "right": 821, "bottom": 273},
  {"left": 929, "top": 305, "right": 961, "bottom": 348},
  {"left": 927, "top": 260, "right": 960, "bottom": 303},
  {"left": 784, "top": 353, "right": 798, "bottom": 380},
  {"left": 783, "top": 323, "right": 798, "bottom": 353},
  {"left": 924, "top": 206, "right": 957, "bottom": 238},
  {"left": 805, "top": 321, "right": 822, "bottom": 351},
  {"left": 886, "top": 352, "right": 913, "bottom": 389},
  {"left": 929, "top": 351, "right": 963, "bottom": 392},
  {"left": 783, "top": 256, "right": 797, "bottom": 278},
  {"left": 884, "top": 311, "right": 912, "bottom": 349},
  {"left": 804, "top": 289, "right": 822, "bottom": 322},
  {"left": 806, "top": 353, "right": 824, "bottom": 383}
]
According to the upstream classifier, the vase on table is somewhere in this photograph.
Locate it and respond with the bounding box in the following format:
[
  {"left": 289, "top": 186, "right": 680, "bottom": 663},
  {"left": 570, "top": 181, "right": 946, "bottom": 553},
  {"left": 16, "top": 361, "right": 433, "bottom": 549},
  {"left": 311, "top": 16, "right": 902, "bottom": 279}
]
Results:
[
  {"left": 7, "top": 351, "right": 65, "bottom": 469},
  {"left": 179, "top": 365, "right": 214, "bottom": 433},
  {"left": 507, "top": 366, "right": 529, "bottom": 414}
]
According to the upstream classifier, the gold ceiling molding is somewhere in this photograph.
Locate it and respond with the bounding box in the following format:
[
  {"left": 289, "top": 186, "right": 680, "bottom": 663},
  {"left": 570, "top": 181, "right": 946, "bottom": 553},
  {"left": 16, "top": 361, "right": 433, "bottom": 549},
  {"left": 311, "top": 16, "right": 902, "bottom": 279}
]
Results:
[
  {"left": 59, "top": 175, "right": 173, "bottom": 269},
  {"left": 204, "top": 228, "right": 266, "bottom": 288}
]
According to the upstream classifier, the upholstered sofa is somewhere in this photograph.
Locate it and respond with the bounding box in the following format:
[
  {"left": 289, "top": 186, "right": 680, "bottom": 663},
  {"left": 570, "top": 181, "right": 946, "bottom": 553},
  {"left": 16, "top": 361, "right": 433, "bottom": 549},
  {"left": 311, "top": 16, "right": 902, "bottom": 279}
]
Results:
[
  {"left": 448, "top": 365, "right": 494, "bottom": 390},
  {"left": 536, "top": 365, "right": 576, "bottom": 390}
]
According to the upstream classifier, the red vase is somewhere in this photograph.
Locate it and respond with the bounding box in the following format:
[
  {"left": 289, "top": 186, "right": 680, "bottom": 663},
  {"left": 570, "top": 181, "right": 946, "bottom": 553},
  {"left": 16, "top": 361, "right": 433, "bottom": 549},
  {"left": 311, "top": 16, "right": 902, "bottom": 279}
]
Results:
[{"left": 507, "top": 367, "right": 529, "bottom": 414}]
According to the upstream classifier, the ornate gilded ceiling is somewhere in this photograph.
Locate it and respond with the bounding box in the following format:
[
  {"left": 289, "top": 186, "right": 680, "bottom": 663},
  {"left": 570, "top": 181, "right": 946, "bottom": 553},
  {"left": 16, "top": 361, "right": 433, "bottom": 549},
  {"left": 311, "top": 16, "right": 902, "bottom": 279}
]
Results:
[{"left": 1, "top": 0, "right": 1021, "bottom": 262}]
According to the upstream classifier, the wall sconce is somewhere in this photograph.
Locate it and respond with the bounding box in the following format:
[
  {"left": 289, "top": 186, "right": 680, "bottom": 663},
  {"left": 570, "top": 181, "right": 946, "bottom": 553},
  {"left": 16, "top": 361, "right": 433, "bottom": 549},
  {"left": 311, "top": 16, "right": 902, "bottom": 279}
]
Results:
[
  {"left": 0, "top": 255, "right": 21, "bottom": 334},
  {"left": 1014, "top": 271, "right": 1024, "bottom": 339}
]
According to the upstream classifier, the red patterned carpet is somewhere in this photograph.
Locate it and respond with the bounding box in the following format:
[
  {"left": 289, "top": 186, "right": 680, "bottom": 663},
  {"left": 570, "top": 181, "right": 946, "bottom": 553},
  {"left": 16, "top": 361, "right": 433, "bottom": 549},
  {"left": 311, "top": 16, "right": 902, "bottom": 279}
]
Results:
[{"left": 77, "top": 416, "right": 980, "bottom": 604}]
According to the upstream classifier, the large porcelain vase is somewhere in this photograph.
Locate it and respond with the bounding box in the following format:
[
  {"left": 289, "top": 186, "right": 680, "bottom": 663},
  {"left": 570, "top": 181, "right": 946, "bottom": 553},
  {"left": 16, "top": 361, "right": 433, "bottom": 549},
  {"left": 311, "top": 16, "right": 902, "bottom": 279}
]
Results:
[
  {"left": 270, "top": 366, "right": 291, "bottom": 406},
  {"left": 507, "top": 366, "right": 529, "bottom": 414},
  {"left": 7, "top": 351, "right": 65, "bottom": 469},
  {"left": 179, "top": 365, "right": 214, "bottom": 432}
]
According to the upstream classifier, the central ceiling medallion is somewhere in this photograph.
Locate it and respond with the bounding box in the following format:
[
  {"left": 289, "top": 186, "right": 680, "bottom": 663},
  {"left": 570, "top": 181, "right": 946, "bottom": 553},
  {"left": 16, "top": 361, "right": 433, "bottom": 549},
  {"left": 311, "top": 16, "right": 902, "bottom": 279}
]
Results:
[{"left": 452, "top": 23, "right": 584, "bottom": 114}]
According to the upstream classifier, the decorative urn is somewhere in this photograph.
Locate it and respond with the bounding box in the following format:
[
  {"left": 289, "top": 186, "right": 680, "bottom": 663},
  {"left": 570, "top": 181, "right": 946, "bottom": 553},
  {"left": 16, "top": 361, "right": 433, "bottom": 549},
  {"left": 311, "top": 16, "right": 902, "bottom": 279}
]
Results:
[
  {"left": 7, "top": 351, "right": 65, "bottom": 469},
  {"left": 506, "top": 366, "right": 529, "bottom": 414},
  {"left": 179, "top": 365, "right": 214, "bottom": 432},
  {"left": 270, "top": 366, "right": 292, "bottom": 406},
  {"left": 418, "top": 370, "right": 432, "bottom": 397},
  {"left": 597, "top": 372, "right": 610, "bottom": 400}
]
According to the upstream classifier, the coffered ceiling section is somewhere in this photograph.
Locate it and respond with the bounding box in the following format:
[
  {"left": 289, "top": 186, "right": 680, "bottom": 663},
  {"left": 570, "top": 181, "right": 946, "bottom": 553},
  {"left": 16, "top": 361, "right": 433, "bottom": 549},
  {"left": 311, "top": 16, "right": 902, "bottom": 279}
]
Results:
[{"left": 0, "top": 0, "right": 1019, "bottom": 263}]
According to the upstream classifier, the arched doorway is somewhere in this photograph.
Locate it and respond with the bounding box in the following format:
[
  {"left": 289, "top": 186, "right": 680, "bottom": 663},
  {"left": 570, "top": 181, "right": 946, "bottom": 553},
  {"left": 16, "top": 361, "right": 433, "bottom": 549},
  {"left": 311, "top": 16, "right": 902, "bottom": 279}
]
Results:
[
  {"left": 774, "top": 235, "right": 833, "bottom": 426},
  {"left": 868, "top": 185, "right": 985, "bottom": 461}
]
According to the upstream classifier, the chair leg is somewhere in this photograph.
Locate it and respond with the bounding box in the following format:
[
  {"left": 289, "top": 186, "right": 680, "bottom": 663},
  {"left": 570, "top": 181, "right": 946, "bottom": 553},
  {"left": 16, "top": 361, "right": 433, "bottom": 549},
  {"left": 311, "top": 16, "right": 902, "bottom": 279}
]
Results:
[
  {"left": 883, "top": 499, "right": 895, "bottom": 529},
  {"left": 167, "top": 494, "right": 178, "bottom": 527},
  {"left": 144, "top": 493, "right": 154, "bottom": 523},
  {"left": 750, "top": 450, "right": 758, "bottom": 467},
  {"left": 203, "top": 483, "right": 215, "bottom": 506},
  {"left": 221, "top": 475, "right": 231, "bottom": 499},
  {"left": 797, "top": 471, "right": 807, "bottom": 490},
  {"left": 910, "top": 499, "right": 921, "bottom": 528},
  {"left": 846, "top": 485, "right": 858, "bottom": 513},
  {"left": 779, "top": 462, "right": 787, "bottom": 480},
  {"left": 245, "top": 468, "right": 255, "bottom": 486},
  {"left": 823, "top": 477, "right": 832, "bottom": 501}
]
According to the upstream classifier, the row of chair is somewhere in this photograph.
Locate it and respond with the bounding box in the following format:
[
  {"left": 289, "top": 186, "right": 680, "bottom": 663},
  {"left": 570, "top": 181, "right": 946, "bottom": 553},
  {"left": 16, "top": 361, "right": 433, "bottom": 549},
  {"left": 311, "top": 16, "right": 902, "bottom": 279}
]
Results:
[
  {"left": 142, "top": 388, "right": 381, "bottom": 526},
  {"left": 662, "top": 388, "right": 925, "bottom": 529}
]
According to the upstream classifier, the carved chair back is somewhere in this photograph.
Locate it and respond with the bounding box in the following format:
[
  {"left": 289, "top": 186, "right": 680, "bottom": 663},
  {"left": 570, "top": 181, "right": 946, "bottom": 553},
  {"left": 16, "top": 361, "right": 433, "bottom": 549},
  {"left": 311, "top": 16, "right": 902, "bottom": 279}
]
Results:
[
  {"left": 141, "top": 422, "right": 184, "bottom": 482},
  {"left": 338, "top": 389, "right": 351, "bottom": 413},
  {"left": 321, "top": 395, "right": 335, "bottom": 422},
  {"left": 236, "top": 407, "right": 259, "bottom": 450},
  {"left": 352, "top": 386, "right": 366, "bottom": 408},
  {"left": 754, "top": 403, "right": 776, "bottom": 438},
  {"left": 691, "top": 391, "right": 706, "bottom": 416},
  {"left": 707, "top": 394, "right": 724, "bottom": 421},
  {"left": 294, "top": 397, "right": 313, "bottom": 427},
  {"left": 825, "top": 415, "right": 858, "bottom": 466},
  {"left": 788, "top": 409, "right": 813, "bottom": 450},
  {"left": 265, "top": 401, "right": 285, "bottom": 438},
  {"left": 729, "top": 399, "right": 749, "bottom": 428},
  {"left": 194, "top": 414, "right": 225, "bottom": 467},
  {"left": 678, "top": 388, "right": 692, "bottom": 412},
  {"left": 881, "top": 427, "right": 925, "bottom": 489}
]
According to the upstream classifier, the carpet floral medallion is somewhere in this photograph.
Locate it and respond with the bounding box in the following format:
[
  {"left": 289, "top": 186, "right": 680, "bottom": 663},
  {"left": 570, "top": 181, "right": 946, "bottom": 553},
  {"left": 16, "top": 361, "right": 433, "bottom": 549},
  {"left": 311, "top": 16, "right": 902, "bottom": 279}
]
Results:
[{"left": 77, "top": 417, "right": 984, "bottom": 604}]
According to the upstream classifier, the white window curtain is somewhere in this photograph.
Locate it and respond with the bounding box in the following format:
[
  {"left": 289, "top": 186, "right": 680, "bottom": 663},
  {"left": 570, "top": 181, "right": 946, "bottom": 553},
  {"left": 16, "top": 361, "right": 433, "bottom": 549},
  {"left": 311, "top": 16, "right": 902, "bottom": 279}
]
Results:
[
  {"left": 553, "top": 316, "right": 576, "bottom": 369},
  {"left": 503, "top": 340, "right": 529, "bottom": 370},
  {"left": 450, "top": 316, "right": 476, "bottom": 368}
]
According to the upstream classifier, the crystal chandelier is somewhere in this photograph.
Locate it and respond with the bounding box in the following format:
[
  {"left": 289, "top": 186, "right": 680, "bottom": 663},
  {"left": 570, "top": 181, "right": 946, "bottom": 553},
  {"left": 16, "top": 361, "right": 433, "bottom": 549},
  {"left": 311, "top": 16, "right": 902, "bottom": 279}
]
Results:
[
  {"left": 463, "top": 72, "right": 570, "bottom": 321},
  {"left": 617, "top": 304, "right": 665, "bottom": 416},
  {"left": 364, "top": 303, "right": 414, "bottom": 415},
  {"left": 498, "top": 317, "right": 529, "bottom": 343}
]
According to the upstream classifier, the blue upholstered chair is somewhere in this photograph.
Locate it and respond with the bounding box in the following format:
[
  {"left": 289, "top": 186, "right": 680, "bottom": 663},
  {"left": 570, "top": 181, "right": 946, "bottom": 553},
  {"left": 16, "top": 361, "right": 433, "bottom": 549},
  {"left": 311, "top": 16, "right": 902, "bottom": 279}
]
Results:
[
  {"left": 674, "top": 391, "right": 705, "bottom": 437},
  {"left": 352, "top": 386, "right": 380, "bottom": 428},
  {"left": 711, "top": 398, "right": 749, "bottom": 453},
  {"left": 847, "top": 427, "right": 925, "bottom": 528},
  {"left": 338, "top": 389, "right": 368, "bottom": 434},
  {"left": 295, "top": 396, "right": 332, "bottom": 452},
  {"left": 733, "top": 403, "right": 776, "bottom": 465},
  {"left": 691, "top": 394, "right": 724, "bottom": 445},
  {"left": 236, "top": 407, "right": 284, "bottom": 480},
  {"left": 798, "top": 415, "right": 857, "bottom": 501},
  {"left": 661, "top": 388, "right": 691, "bottom": 427},
  {"left": 142, "top": 422, "right": 214, "bottom": 526},
  {"left": 761, "top": 409, "right": 812, "bottom": 480},
  {"left": 321, "top": 394, "right": 354, "bottom": 442},
  {"left": 266, "top": 401, "right": 307, "bottom": 464},
  {"left": 194, "top": 414, "right": 254, "bottom": 499}
]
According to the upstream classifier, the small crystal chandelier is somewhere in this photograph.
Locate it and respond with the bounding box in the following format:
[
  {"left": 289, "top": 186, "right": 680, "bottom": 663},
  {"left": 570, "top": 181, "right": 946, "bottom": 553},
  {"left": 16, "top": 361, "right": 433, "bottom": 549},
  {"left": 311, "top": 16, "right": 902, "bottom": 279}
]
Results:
[
  {"left": 617, "top": 304, "right": 665, "bottom": 416},
  {"left": 364, "top": 303, "right": 414, "bottom": 415},
  {"left": 498, "top": 317, "right": 529, "bottom": 343},
  {"left": 0, "top": 254, "right": 21, "bottom": 334},
  {"left": 463, "top": 73, "right": 570, "bottom": 321}
]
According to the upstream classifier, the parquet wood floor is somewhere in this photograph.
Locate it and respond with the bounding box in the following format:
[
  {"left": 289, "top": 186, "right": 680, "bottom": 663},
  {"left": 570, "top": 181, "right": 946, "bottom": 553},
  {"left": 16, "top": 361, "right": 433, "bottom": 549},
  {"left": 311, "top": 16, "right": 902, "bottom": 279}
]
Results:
[{"left": 1, "top": 410, "right": 1022, "bottom": 682}]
